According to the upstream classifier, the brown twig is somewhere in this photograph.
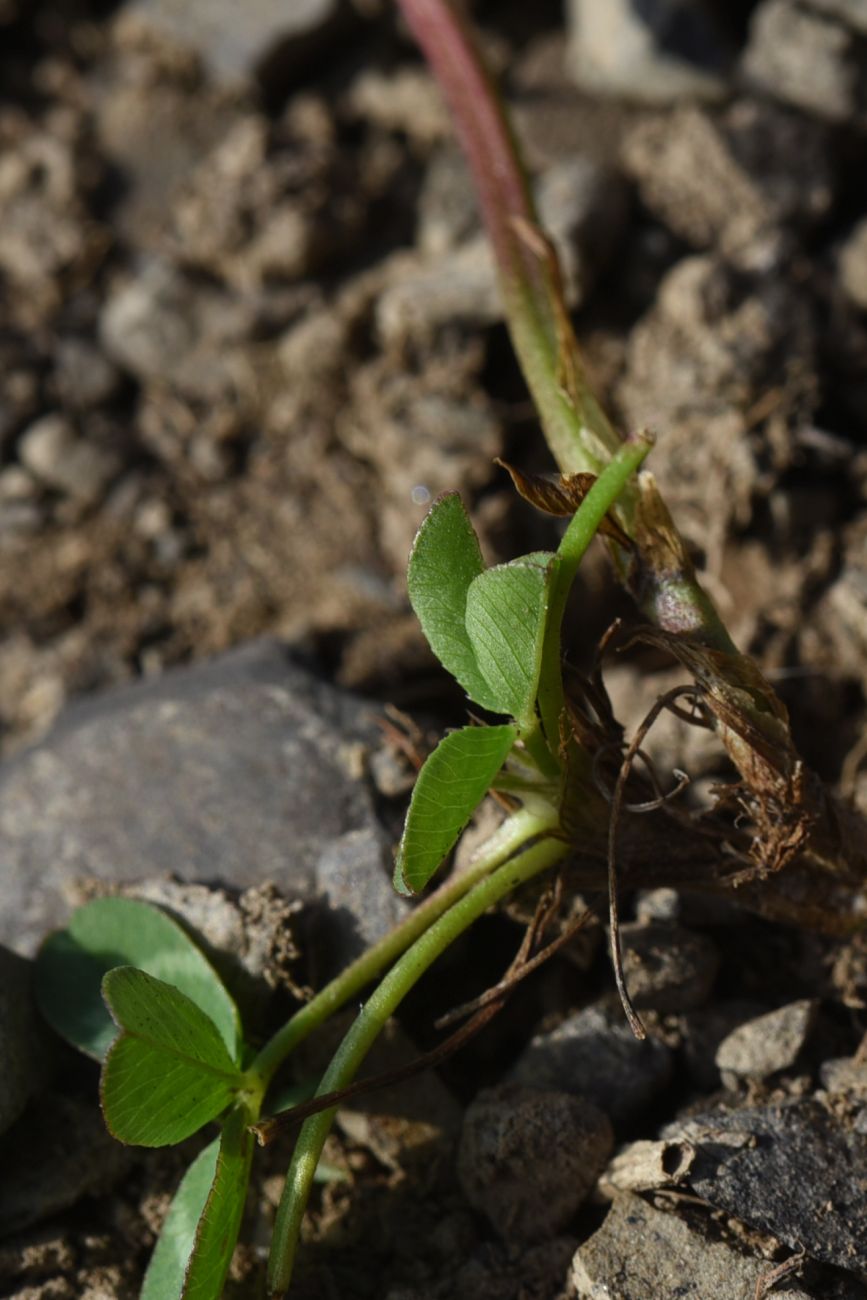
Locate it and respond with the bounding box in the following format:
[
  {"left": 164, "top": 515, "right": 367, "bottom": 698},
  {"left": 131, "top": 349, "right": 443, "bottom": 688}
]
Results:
[
  {"left": 754, "top": 1247, "right": 806, "bottom": 1299},
  {"left": 607, "top": 685, "right": 705, "bottom": 1039}
]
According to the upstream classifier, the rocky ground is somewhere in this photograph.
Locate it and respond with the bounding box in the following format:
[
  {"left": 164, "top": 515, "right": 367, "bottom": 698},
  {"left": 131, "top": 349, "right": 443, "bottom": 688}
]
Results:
[{"left": 2, "top": 0, "right": 867, "bottom": 1297}]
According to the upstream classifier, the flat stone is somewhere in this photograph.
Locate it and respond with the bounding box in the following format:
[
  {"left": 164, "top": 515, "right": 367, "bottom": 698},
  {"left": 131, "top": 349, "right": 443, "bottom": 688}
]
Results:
[
  {"left": 715, "top": 1000, "right": 818, "bottom": 1080},
  {"left": 742, "top": 0, "right": 866, "bottom": 123},
  {"left": 121, "top": 0, "right": 351, "bottom": 87},
  {"left": 663, "top": 1099, "right": 867, "bottom": 1273},
  {"left": 508, "top": 1004, "right": 673, "bottom": 1128},
  {"left": 0, "top": 640, "right": 401, "bottom": 959},
  {"left": 572, "top": 1192, "right": 865, "bottom": 1299},
  {"left": 618, "top": 921, "right": 719, "bottom": 1013},
  {"left": 573, "top": 1193, "right": 769, "bottom": 1298},
  {"left": 457, "top": 1085, "right": 613, "bottom": 1243},
  {"left": 565, "top": 0, "right": 731, "bottom": 104}
]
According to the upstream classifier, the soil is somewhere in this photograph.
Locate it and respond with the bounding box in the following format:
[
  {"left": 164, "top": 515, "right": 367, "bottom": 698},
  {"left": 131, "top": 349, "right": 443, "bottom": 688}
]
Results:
[{"left": 2, "top": 0, "right": 867, "bottom": 1297}]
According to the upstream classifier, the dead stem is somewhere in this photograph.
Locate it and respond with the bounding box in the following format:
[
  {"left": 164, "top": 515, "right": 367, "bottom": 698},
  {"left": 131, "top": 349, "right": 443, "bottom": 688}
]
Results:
[{"left": 606, "top": 686, "right": 708, "bottom": 1039}]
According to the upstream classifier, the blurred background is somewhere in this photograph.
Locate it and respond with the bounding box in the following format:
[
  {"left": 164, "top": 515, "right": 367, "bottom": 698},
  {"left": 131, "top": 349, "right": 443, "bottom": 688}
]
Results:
[{"left": 0, "top": 0, "right": 865, "bottom": 794}]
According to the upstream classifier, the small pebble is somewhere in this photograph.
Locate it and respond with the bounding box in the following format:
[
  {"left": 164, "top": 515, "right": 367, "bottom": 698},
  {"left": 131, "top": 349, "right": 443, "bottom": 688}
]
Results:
[
  {"left": 509, "top": 1003, "right": 672, "bottom": 1127},
  {"left": 715, "top": 1000, "right": 817, "bottom": 1081},
  {"left": 18, "top": 414, "right": 119, "bottom": 504},
  {"left": 457, "top": 1084, "right": 613, "bottom": 1242},
  {"left": 618, "top": 921, "right": 720, "bottom": 1013}
]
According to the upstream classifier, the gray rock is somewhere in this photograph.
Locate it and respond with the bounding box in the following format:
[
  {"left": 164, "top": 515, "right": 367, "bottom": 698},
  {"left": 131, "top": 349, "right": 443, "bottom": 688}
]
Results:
[
  {"left": 17, "top": 415, "right": 120, "bottom": 505},
  {"left": 99, "top": 259, "right": 198, "bottom": 385},
  {"left": 509, "top": 1004, "right": 673, "bottom": 1127},
  {"left": 680, "top": 999, "right": 769, "bottom": 1089},
  {"left": 310, "top": 826, "right": 408, "bottom": 981},
  {"left": 840, "top": 221, "right": 867, "bottom": 313},
  {"left": 715, "top": 1000, "right": 817, "bottom": 1081},
  {"left": 616, "top": 253, "right": 816, "bottom": 560},
  {"left": 457, "top": 1085, "right": 613, "bottom": 1243},
  {"left": 416, "top": 148, "right": 478, "bottom": 258},
  {"left": 565, "top": 0, "right": 731, "bottom": 104},
  {"left": 122, "top": 0, "right": 350, "bottom": 86},
  {"left": 664, "top": 1099, "right": 867, "bottom": 1273},
  {"left": 0, "top": 639, "right": 402, "bottom": 959},
  {"left": 621, "top": 101, "right": 833, "bottom": 271},
  {"left": 821, "top": 1056, "right": 867, "bottom": 1097},
  {"left": 618, "top": 922, "right": 719, "bottom": 1013},
  {"left": 376, "top": 157, "right": 627, "bottom": 344},
  {"left": 742, "top": 0, "right": 866, "bottom": 123},
  {"left": 0, "top": 1094, "right": 129, "bottom": 1233},
  {"left": 807, "top": 0, "right": 867, "bottom": 34},
  {"left": 572, "top": 1192, "right": 851, "bottom": 1300},
  {"left": 53, "top": 339, "right": 121, "bottom": 411},
  {"left": 0, "top": 948, "right": 51, "bottom": 1138},
  {"left": 99, "top": 258, "right": 257, "bottom": 406}
]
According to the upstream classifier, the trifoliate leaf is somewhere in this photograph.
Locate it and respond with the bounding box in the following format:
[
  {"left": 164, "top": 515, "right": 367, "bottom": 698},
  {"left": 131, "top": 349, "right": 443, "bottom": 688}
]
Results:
[
  {"left": 36, "top": 897, "right": 241, "bottom": 1062},
  {"left": 101, "top": 967, "right": 243, "bottom": 1146}
]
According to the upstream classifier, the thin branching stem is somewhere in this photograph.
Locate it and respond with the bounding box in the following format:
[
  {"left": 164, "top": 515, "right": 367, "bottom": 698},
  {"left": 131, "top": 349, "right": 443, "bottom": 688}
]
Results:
[
  {"left": 249, "top": 804, "right": 558, "bottom": 1090},
  {"left": 265, "top": 832, "right": 567, "bottom": 1297}
]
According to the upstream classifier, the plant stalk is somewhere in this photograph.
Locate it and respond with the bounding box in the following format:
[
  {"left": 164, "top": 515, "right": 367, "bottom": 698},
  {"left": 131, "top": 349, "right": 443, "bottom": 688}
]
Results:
[
  {"left": 265, "top": 832, "right": 567, "bottom": 1296},
  {"left": 249, "top": 805, "right": 557, "bottom": 1090},
  {"left": 538, "top": 435, "right": 652, "bottom": 751}
]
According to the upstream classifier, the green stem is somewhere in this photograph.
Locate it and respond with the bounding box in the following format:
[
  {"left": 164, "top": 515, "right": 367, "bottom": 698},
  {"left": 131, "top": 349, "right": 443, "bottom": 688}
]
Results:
[
  {"left": 249, "top": 805, "right": 557, "bottom": 1090},
  {"left": 396, "top": 0, "right": 621, "bottom": 477},
  {"left": 266, "top": 833, "right": 567, "bottom": 1297},
  {"left": 537, "top": 436, "right": 653, "bottom": 751},
  {"left": 519, "top": 720, "right": 561, "bottom": 778}
]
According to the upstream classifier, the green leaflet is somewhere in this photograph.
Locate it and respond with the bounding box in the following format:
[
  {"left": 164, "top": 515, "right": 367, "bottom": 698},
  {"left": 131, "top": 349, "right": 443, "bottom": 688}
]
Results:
[
  {"left": 394, "top": 723, "right": 517, "bottom": 895},
  {"left": 181, "top": 1104, "right": 255, "bottom": 1300},
  {"left": 407, "top": 492, "right": 501, "bottom": 710},
  {"left": 35, "top": 896, "right": 242, "bottom": 1062},
  {"left": 465, "top": 552, "right": 554, "bottom": 727},
  {"left": 141, "top": 1138, "right": 220, "bottom": 1300},
  {"left": 101, "top": 968, "right": 244, "bottom": 1146}
]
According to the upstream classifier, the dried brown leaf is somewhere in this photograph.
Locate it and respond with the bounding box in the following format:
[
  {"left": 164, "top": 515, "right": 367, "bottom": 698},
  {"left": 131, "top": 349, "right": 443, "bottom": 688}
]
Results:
[{"left": 496, "top": 459, "right": 632, "bottom": 548}]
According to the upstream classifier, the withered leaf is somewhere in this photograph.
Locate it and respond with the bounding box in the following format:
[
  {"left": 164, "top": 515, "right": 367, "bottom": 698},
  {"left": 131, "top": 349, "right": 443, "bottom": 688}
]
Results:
[{"left": 496, "top": 459, "right": 632, "bottom": 548}]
